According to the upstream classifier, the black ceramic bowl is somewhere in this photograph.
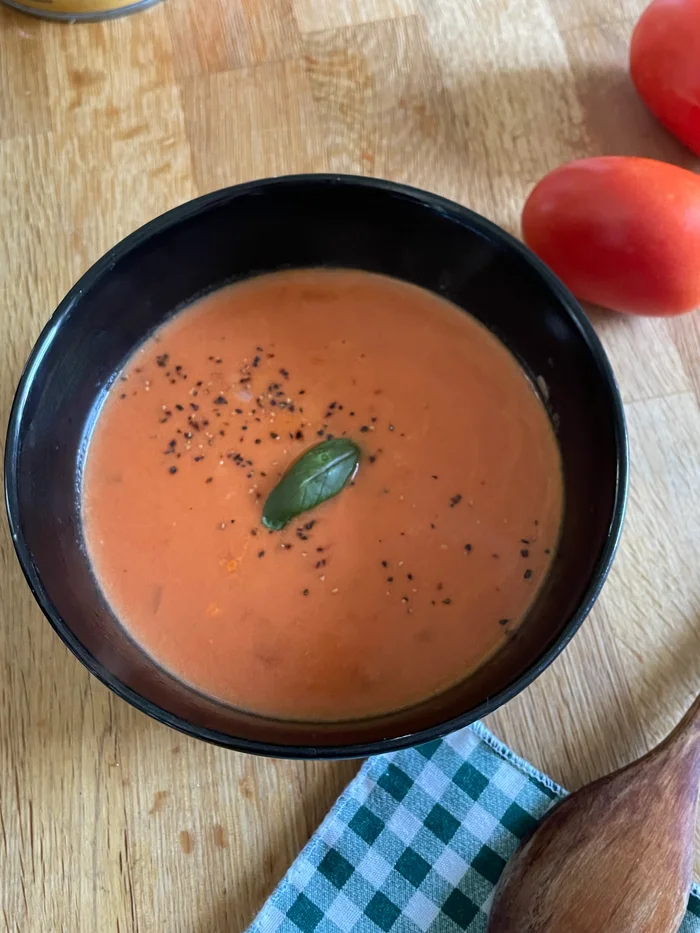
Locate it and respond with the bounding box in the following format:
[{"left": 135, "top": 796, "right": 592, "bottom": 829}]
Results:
[{"left": 4, "top": 175, "right": 628, "bottom": 759}]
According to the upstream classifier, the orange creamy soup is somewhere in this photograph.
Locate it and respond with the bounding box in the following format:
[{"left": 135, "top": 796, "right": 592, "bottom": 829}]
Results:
[{"left": 82, "top": 269, "right": 563, "bottom": 721}]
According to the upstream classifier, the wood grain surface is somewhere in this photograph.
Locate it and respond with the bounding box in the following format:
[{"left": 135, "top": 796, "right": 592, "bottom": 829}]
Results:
[{"left": 1, "top": 0, "right": 699, "bottom": 929}]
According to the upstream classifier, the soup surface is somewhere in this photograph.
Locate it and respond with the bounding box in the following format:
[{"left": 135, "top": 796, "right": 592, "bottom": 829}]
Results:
[{"left": 82, "top": 269, "right": 563, "bottom": 721}]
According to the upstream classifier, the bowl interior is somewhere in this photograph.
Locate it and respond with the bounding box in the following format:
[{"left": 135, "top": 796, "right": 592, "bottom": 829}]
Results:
[{"left": 5, "top": 177, "right": 626, "bottom": 757}]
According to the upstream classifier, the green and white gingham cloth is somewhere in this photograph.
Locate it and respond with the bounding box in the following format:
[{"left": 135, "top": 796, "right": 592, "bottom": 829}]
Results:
[{"left": 249, "top": 721, "right": 700, "bottom": 933}]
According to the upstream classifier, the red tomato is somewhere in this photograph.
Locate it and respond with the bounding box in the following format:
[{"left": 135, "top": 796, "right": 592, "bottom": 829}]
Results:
[
  {"left": 521, "top": 156, "right": 700, "bottom": 316},
  {"left": 631, "top": 0, "right": 700, "bottom": 156}
]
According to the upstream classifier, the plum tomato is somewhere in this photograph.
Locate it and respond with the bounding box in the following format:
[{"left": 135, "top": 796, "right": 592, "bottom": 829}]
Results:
[
  {"left": 631, "top": 0, "right": 700, "bottom": 157},
  {"left": 521, "top": 156, "right": 700, "bottom": 316}
]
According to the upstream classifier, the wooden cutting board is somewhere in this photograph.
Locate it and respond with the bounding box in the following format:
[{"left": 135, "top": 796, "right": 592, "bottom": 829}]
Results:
[{"left": 1, "top": 0, "right": 699, "bottom": 929}]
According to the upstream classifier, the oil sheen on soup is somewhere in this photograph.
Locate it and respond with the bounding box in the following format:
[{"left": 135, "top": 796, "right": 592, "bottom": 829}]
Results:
[{"left": 82, "top": 269, "right": 563, "bottom": 721}]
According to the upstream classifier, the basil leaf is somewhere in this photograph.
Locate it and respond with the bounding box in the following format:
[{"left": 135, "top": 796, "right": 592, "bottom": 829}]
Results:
[{"left": 261, "top": 437, "right": 361, "bottom": 531}]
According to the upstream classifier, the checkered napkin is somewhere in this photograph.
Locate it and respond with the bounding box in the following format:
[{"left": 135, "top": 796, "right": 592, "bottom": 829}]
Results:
[{"left": 248, "top": 721, "right": 700, "bottom": 933}]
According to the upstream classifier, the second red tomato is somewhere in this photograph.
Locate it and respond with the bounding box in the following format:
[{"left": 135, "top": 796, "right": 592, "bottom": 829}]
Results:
[{"left": 522, "top": 157, "right": 700, "bottom": 316}]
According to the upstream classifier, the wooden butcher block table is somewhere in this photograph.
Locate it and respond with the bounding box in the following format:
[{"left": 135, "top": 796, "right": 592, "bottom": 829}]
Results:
[{"left": 1, "top": 0, "right": 699, "bottom": 929}]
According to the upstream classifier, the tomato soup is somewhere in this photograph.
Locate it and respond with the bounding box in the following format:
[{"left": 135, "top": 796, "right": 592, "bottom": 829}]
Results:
[{"left": 82, "top": 269, "right": 563, "bottom": 721}]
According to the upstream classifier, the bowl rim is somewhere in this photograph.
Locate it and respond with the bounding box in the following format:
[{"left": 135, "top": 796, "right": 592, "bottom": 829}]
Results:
[{"left": 4, "top": 173, "right": 629, "bottom": 759}]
